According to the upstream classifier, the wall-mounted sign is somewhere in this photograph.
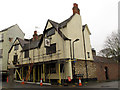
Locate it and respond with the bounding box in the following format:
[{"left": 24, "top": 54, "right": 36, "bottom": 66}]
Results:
[{"left": 45, "top": 38, "right": 50, "bottom": 47}]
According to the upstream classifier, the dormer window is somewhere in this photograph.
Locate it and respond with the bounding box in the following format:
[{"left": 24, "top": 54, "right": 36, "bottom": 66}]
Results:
[
  {"left": 14, "top": 44, "right": 19, "bottom": 50},
  {"left": 46, "top": 27, "right": 55, "bottom": 37}
]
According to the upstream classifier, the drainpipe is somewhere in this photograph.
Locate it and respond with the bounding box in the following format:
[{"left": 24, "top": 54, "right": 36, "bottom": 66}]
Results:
[{"left": 82, "top": 29, "right": 88, "bottom": 82}]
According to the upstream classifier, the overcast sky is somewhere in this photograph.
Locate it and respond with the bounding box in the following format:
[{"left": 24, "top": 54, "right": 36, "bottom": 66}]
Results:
[{"left": 0, "top": 0, "right": 119, "bottom": 53}]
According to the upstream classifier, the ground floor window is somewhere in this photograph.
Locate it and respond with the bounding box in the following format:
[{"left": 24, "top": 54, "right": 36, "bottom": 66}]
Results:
[{"left": 50, "top": 63, "right": 56, "bottom": 74}]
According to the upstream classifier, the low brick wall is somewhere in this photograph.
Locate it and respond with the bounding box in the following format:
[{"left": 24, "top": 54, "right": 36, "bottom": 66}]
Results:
[
  {"left": 74, "top": 60, "right": 119, "bottom": 81},
  {"left": 95, "top": 62, "right": 118, "bottom": 81}
]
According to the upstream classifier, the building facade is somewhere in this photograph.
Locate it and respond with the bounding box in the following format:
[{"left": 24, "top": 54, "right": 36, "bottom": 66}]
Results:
[
  {"left": 8, "top": 3, "right": 94, "bottom": 84},
  {"left": 0, "top": 24, "right": 24, "bottom": 80}
]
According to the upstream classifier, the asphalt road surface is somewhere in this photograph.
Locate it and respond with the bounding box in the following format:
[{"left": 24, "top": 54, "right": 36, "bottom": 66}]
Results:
[{"left": 1, "top": 80, "right": 120, "bottom": 89}]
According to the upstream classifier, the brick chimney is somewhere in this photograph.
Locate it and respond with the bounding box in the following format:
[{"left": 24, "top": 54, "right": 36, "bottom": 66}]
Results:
[
  {"left": 33, "top": 31, "right": 38, "bottom": 41},
  {"left": 72, "top": 3, "right": 80, "bottom": 15}
]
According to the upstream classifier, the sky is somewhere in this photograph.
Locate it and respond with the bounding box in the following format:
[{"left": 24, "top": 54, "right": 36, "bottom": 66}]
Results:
[{"left": 0, "top": 0, "right": 119, "bottom": 54}]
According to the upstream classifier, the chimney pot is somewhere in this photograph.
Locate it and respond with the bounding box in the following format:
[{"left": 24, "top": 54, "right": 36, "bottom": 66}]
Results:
[
  {"left": 34, "top": 31, "right": 37, "bottom": 34},
  {"left": 73, "top": 3, "right": 78, "bottom": 7},
  {"left": 33, "top": 30, "right": 38, "bottom": 41},
  {"left": 72, "top": 3, "right": 80, "bottom": 15}
]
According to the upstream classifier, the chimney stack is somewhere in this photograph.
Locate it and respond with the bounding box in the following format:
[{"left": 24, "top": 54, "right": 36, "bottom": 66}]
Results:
[
  {"left": 72, "top": 3, "right": 80, "bottom": 15},
  {"left": 33, "top": 31, "right": 38, "bottom": 41}
]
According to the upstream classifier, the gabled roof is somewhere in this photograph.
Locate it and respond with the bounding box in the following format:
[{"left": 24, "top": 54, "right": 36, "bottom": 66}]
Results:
[
  {"left": 47, "top": 15, "right": 74, "bottom": 29},
  {"left": 9, "top": 36, "right": 43, "bottom": 53},
  {"left": 48, "top": 19, "right": 59, "bottom": 30},
  {"left": 44, "top": 15, "right": 75, "bottom": 41},
  {"left": 39, "top": 16, "right": 73, "bottom": 48},
  {"left": 8, "top": 37, "right": 29, "bottom": 53},
  {"left": 17, "top": 38, "right": 29, "bottom": 47},
  {"left": 82, "top": 24, "right": 91, "bottom": 35},
  {"left": 48, "top": 20, "right": 69, "bottom": 40}
]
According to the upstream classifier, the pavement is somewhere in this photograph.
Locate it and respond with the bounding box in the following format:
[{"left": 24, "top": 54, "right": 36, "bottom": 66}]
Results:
[{"left": 1, "top": 80, "right": 120, "bottom": 89}]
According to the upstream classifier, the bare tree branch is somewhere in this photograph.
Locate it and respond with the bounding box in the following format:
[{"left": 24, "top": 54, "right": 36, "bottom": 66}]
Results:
[{"left": 98, "top": 32, "right": 120, "bottom": 61}]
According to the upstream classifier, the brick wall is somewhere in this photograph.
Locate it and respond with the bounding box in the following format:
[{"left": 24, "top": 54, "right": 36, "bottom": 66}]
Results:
[
  {"left": 95, "top": 62, "right": 118, "bottom": 81},
  {"left": 74, "top": 60, "right": 119, "bottom": 81}
]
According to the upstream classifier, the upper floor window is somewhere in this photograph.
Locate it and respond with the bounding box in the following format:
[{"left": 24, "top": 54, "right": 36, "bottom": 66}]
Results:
[
  {"left": 24, "top": 50, "right": 29, "bottom": 58},
  {"left": 14, "top": 44, "right": 19, "bottom": 50},
  {"left": 13, "top": 55, "right": 18, "bottom": 65},
  {"left": 46, "top": 43, "right": 56, "bottom": 55},
  {"left": 0, "top": 49, "right": 3, "bottom": 58},
  {"left": 87, "top": 52, "right": 90, "bottom": 58},
  {"left": 46, "top": 28, "right": 55, "bottom": 37}
]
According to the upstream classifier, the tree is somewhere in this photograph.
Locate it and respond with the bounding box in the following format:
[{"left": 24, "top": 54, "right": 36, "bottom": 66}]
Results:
[{"left": 98, "top": 32, "right": 120, "bottom": 61}]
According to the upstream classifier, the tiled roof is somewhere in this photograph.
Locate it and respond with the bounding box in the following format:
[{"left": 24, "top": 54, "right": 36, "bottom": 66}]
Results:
[
  {"left": 17, "top": 38, "right": 29, "bottom": 47},
  {"left": 22, "top": 34, "right": 43, "bottom": 51},
  {"left": 9, "top": 35, "right": 42, "bottom": 52},
  {"left": 59, "top": 15, "right": 74, "bottom": 28},
  {"left": 23, "top": 40, "right": 40, "bottom": 51}
]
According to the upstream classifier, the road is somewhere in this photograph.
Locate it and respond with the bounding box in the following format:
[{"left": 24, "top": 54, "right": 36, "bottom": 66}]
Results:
[
  {"left": 83, "top": 81, "right": 119, "bottom": 88},
  {"left": 1, "top": 80, "right": 120, "bottom": 89}
]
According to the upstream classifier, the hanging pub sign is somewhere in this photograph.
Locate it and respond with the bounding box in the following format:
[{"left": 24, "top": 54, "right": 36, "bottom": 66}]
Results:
[{"left": 44, "top": 38, "right": 50, "bottom": 47}]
